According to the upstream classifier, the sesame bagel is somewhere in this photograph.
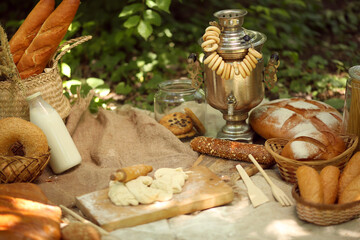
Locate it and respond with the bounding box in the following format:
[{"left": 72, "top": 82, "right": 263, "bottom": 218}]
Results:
[{"left": 0, "top": 117, "right": 48, "bottom": 157}]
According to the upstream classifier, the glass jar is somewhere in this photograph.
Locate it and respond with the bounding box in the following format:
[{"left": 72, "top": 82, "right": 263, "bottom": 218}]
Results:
[
  {"left": 342, "top": 65, "right": 360, "bottom": 150},
  {"left": 154, "top": 78, "right": 206, "bottom": 123}
]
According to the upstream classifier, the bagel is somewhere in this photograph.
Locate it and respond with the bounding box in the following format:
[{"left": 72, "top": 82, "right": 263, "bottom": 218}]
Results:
[{"left": 0, "top": 117, "right": 48, "bottom": 157}]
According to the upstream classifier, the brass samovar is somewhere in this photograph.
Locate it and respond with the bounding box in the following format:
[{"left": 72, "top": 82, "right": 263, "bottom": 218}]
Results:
[{"left": 201, "top": 9, "right": 279, "bottom": 142}]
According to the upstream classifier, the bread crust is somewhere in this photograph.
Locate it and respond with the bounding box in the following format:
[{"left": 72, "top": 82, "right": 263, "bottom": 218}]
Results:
[
  {"left": 320, "top": 166, "right": 340, "bottom": 204},
  {"left": 249, "top": 98, "right": 342, "bottom": 140},
  {"left": 0, "top": 117, "right": 48, "bottom": 157},
  {"left": 190, "top": 136, "right": 275, "bottom": 165},
  {"left": 338, "top": 174, "right": 360, "bottom": 204},
  {"left": 9, "top": 0, "right": 55, "bottom": 64},
  {"left": 338, "top": 151, "right": 360, "bottom": 196},
  {"left": 296, "top": 166, "right": 324, "bottom": 204},
  {"left": 17, "top": 0, "right": 80, "bottom": 79}
]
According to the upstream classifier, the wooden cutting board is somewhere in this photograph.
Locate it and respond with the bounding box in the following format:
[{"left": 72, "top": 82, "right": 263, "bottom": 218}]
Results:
[{"left": 76, "top": 166, "right": 234, "bottom": 232}]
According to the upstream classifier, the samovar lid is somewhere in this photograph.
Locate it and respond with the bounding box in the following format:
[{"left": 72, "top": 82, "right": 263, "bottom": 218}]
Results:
[{"left": 214, "top": 9, "right": 267, "bottom": 58}]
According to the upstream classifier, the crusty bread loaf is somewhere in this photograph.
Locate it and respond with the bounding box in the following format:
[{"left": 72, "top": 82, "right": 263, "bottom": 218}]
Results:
[
  {"left": 0, "top": 195, "right": 61, "bottom": 239},
  {"left": 320, "top": 166, "right": 340, "bottom": 204},
  {"left": 17, "top": 0, "right": 80, "bottom": 79},
  {"left": 249, "top": 98, "right": 342, "bottom": 140},
  {"left": 0, "top": 183, "right": 49, "bottom": 204},
  {"left": 338, "top": 151, "right": 360, "bottom": 196},
  {"left": 338, "top": 175, "right": 360, "bottom": 204},
  {"left": 296, "top": 165, "right": 324, "bottom": 204},
  {"left": 190, "top": 136, "right": 275, "bottom": 165},
  {"left": 62, "top": 222, "right": 101, "bottom": 240},
  {"left": 9, "top": 0, "right": 55, "bottom": 65},
  {"left": 280, "top": 130, "right": 346, "bottom": 161}
]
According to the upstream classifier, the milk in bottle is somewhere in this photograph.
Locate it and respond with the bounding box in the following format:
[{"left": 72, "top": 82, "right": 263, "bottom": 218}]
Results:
[{"left": 26, "top": 92, "right": 82, "bottom": 174}]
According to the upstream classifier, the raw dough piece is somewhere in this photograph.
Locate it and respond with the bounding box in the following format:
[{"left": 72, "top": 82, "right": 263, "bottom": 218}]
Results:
[
  {"left": 126, "top": 176, "right": 168, "bottom": 204},
  {"left": 108, "top": 181, "right": 139, "bottom": 206},
  {"left": 152, "top": 168, "right": 188, "bottom": 193}
]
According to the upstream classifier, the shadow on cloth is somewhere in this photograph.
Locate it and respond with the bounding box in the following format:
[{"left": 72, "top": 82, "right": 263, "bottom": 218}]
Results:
[{"left": 36, "top": 98, "right": 198, "bottom": 207}]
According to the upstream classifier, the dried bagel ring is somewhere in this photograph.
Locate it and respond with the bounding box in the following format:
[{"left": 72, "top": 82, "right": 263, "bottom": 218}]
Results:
[
  {"left": 205, "top": 35, "right": 220, "bottom": 44},
  {"left": 233, "top": 62, "right": 240, "bottom": 75},
  {"left": 201, "top": 39, "right": 216, "bottom": 49},
  {"left": 238, "top": 62, "right": 247, "bottom": 78},
  {"left": 225, "top": 63, "right": 232, "bottom": 80},
  {"left": 240, "top": 61, "right": 251, "bottom": 76},
  {"left": 243, "top": 58, "right": 253, "bottom": 71},
  {"left": 204, "top": 43, "right": 218, "bottom": 52},
  {"left": 216, "top": 61, "right": 225, "bottom": 75},
  {"left": 206, "top": 26, "right": 221, "bottom": 34},
  {"left": 207, "top": 54, "right": 220, "bottom": 69},
  {"left": 229, "top": 65, "right": 235, "bottom": 80},
  {"left": 248, "top": 48, "right": 262, "bottom": 59},
  {"left": 202, "top": 31, "right": 219, "bottom": 40},
  {"left": 221, "top": 63, "right": 229, "bottom": 79},
  {"left": 245, "top": 55, "right": 256, "bottom": 69},
  {"left": 204, "top": 52, "right": 217, "bottom": 65},
  {"left": 247, "top": 53, "right": 258, "bottom": 64},
  {"left": 211, "top": 56, "right": 223, "bottom": 71}
]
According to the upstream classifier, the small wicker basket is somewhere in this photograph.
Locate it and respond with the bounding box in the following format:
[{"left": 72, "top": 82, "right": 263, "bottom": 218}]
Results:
[
  {"left": 0, "top": 152, "right": 50, "bottom": 183},
  {"left": 265, "top": 135, "right": 358, "bottom": 183},
  {"left": 292, "top": 184, "right": 360, "bottom": 225}
]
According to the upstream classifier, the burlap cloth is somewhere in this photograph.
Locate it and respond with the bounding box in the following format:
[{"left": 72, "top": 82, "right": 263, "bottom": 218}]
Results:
[{"left": 35, "top": 94, "right": 198, "bottom": 207}]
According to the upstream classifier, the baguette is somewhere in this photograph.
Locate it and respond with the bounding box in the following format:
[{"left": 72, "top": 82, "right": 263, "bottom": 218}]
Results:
[
  {"left": 9, "top": 0, "right": 55, "bottom": 65},
  {"left": 338, "top": 174, "right": 360, "bottom": 204},
  {"left": 17, "top": 0, "right": 80, "bottom": 79},
  {"left": 190, "top": 136, "right": 275, "bottom": 165},
  {"left": 320, "top": 165, "right": 340, "bottom": 204},
  {"left": 296, "top": 165, "right": 324, "bottom": 204},
  {"left": 338, "top": 151, "right": 360, "bottom": 196}
]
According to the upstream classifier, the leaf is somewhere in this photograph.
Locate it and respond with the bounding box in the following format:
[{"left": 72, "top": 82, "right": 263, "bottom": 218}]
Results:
[
  {"left": 86, "top": 77, "right": 105, "bottom": 89},
  {"left": 156, "top": 0, "right": 171, "bottom": 13},
  {"left": 146, "top": 0, "right": 157, "bottom": 8},
  {"left": 137, "top": 20, "right": 153, "bottom": 40},
  {"left": 124, "top": 15, "right": 140, "bottom": 28},
  {"left": 61, "top": 63, "right": 71, "bottom": 78},
  {"left": 119, "top": 3, "right": 143, "bottom": 17},
  {"left": 115, "top": 82, "right": 133, "bottom": 95},
  {"left": 143, "top": 9, "right": 161, "bottom": 26}
]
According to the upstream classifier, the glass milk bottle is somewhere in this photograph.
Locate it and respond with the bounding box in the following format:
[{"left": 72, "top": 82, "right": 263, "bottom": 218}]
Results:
[{"left": 26, "top": 92, "right": 82, "bottom": 174}]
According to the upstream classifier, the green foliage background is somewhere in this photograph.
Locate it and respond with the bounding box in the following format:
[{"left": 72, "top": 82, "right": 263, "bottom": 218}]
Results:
[{"left": 2, "top": 0, "right": 359, "bottom": 111}]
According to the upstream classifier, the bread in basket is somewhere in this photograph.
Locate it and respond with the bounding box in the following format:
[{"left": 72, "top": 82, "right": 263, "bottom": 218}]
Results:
[{"left": 265, "top": 134, "right": 358, "bottom": 183}]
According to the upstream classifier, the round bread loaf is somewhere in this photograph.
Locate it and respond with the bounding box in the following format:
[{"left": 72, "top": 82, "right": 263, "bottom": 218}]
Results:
[
  {"left": 249, "top": 98, "right": 342, "bottom": 140},
  {"left": 281, "top": 130, "right": 346, "bottom": 161},
  {"left": 0, "top": 117, "right": 48, "bottom": 157}
]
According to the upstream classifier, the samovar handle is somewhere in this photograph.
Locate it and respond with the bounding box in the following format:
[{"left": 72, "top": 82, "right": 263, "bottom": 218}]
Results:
[{"left": 263, "top": 52, "right": 280, "bottom": 90}]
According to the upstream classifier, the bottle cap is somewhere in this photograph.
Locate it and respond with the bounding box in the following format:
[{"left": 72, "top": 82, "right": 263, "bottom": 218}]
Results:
[{"left": 26, "top": 92, "right": 42, "bottom": 101}]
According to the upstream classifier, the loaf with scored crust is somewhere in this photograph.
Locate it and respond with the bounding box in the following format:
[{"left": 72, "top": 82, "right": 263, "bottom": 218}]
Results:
[
  {"left": 9, "top": 0, "right": 55, "bottom": 65},
  {"left": 16, "top": 0, "right": 80, "bottom": 79},
  {"left": 249, "top": 98, "right": 343, "bottom": 140}
]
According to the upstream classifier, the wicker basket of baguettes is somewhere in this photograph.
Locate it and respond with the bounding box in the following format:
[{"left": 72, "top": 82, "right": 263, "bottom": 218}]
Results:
[
  {"left": 0, "top": 0, "right": 90, "bottom": 185},
  {"left": 247, "top": 98, "right": 360, "bottom": 225}
]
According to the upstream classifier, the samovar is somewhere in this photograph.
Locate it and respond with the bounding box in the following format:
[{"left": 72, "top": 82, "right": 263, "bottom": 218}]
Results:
[{"left": 201, "top": 9, "right": 279, "bottom": 142}]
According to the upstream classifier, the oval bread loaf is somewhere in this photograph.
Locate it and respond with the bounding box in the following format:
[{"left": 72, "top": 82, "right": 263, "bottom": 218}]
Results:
[
  {"left": 296, "top": 165, "right": 324, "bottom": 204},
  {"left": 338, "top": 151, "right": 360, "bottom": 196},
  {"left": 280, "top": 130, "right": 346, "bottom": 161},
  {"left": 249, "top": 98, "right": 342, "bottom": 140},
  {"left": 320, "top": 166, "right": 340, "bottom": 204},
  {"left": 338, "top": 174, "right": 360, "bottom": 204}
]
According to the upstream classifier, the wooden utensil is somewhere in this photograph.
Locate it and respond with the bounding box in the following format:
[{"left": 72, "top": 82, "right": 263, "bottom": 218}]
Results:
[
  {"left": 236, "top": 164, "right": 269, "bottom": 208},
  {"left": 110, "top": 164, "right": 153, "bottom": 182},
  {"left": 248, "top": 154, "right": 293, "bottom": 207}
]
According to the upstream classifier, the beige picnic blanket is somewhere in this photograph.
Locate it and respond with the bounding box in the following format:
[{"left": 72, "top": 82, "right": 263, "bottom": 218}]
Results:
[{"left": 36, "top": 94, "right": 198, "bottom": 207}]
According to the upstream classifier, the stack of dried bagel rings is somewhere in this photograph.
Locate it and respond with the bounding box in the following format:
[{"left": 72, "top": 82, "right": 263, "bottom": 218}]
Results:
[{"left": 201, "top": 25, "right": 263, "bottom": 80}]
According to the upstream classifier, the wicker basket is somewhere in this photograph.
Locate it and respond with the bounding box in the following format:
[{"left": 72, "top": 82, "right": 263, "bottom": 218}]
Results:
[
  {"left": 0, "top": 152, "right": 50, "bottom": 183},
  {"left": 0, "top": 35, "right": 92, "bottom": 121},
  {"left": 292, "top": 184, "right": 360, "bottom": 225},
  {"left": 265, "top": 135, "right": 358, "bottom": 183}
]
